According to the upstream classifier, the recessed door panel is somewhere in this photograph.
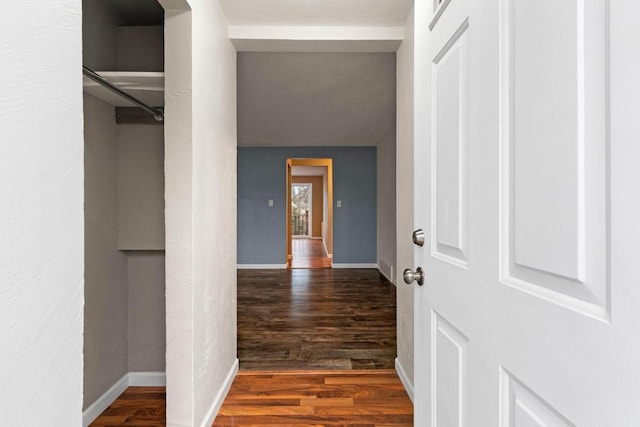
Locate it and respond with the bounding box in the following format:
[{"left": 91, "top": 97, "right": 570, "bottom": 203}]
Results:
[
  {"left": 500, "top": 0, "right": 609, "bottom": 319},
  {"left": 500, "top": 369, "right": 574, "bottom": 427},
  {"left": 432, "top": 311, "right": 467, "bottom": 426},
  {"left": 432, "top": 21, "right": 469, "bottom": 268}
]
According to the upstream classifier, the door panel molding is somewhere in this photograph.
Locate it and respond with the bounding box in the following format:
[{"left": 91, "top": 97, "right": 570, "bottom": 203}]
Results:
[
  {"left": 431, "top": 310, "right": 468, "bottom": 427},
  {"left": 431, "top": 19, "right": 470, "bottom": 269},
  {"left": 499, "top": 367, "right": 575, "bottom": 427},
  {"left": 498, "top": 0, "right": 610, "bottom": 321}
]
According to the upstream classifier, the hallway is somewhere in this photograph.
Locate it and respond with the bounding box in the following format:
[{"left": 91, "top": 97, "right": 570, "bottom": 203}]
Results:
[
  {"left": 88, "top": 268, "right": 404, "bottom": 426},
  {"left": 237, "top": 269, "right": 397, "bottom": 370},
  {"left": 290, "top": 238, "right": 332, "bottom": 269}
]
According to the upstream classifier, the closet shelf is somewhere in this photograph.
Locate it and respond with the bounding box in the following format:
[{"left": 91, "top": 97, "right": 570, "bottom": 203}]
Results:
[{"left": 83, "top": 71, "right": 164, "bottom": 107}]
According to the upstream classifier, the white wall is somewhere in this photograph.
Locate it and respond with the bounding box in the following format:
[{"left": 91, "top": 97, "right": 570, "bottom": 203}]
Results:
[
  {"left": 396, "top": 7, "right": 415, "bottom": 389},
  {"left": 163, "top": 0, "right": 238, "bottom": 425},
  {"left": 0, "top": 1, "right": 84, "bottom": 424}
]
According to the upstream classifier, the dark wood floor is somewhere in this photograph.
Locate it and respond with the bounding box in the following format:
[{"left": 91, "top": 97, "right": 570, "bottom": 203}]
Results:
[
  {"left": 90, "top": 371, "right": 413, "bottom": 426},
  {"left": 238, "top": 268, "right": 397, "bottom": 370},
  {"left": 290, "top": 238, "right": 332, "bottom": 269}
]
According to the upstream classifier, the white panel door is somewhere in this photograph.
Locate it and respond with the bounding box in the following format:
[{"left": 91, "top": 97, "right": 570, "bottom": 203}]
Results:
[{"left": 410, "top": 0, "right": 640, "bottom": 425}]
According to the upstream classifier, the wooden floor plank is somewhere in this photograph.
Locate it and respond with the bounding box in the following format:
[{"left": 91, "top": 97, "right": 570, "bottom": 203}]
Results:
[
  {"left": 238, "top": 268, "right": 396, "bottom": 371},
  {"left": 290, "top": 239, "right": 332, "bottom": 269},
  {"left": 213, "top": 371, "right": 413, "bottom": 426},
  {"left": 89, "top": 371, "right": 413, "bottom": 426}
]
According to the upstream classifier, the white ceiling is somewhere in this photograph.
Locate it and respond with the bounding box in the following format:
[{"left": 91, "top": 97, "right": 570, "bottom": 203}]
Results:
[{"left": 218, "top": 0, "right": 413, "bottom": 27}]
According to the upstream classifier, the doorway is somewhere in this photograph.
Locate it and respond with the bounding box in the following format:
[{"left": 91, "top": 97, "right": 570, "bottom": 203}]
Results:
[{"left": 286, "top": 158, "right": 333, "bottom": 269}]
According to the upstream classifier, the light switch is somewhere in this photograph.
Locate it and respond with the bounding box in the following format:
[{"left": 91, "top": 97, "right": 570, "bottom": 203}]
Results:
[
  {"left": 337, "top": 200, "right": 342, "bottom": 208},
  {"left": 268, "top": 200, "right": 274, "bottom": 207}
]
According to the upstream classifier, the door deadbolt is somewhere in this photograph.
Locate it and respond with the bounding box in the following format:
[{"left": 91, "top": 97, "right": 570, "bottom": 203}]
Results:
[
  {"left": 412, "top": 229, "right": 425, "bottom": 246},
  {"left": 403, "top": 267, "right": 425, "bottom": 286}
]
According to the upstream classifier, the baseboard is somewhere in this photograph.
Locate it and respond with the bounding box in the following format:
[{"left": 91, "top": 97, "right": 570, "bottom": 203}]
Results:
[
  {"left": 82, "top": 373, "right": 130, "bottom": 427},
  {"left": 128, "top": 371, "right": 166, "bottom": 386},
  {"left": 199, "top": 358, "right": 239, "bottom": 427},
  {"left": 310, "top": 237, "right": 323, "bottom": 240},
  {"left": 332, "top": 263, "right": 379, "bottom": 269},
  {"left": 83, "top": 371, "right": 167, "bottom": 426},
  {"left": 237, "top": 264, "right": 287, "bottom": 269},
  {"left": 395, "top": 357, "right": 414, "bottom": 403},
  {"left": 378, "top": 266, "right": 394, "bottom": 284}
]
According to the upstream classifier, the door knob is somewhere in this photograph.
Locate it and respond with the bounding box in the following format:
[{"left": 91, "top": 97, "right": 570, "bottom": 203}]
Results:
[
  {"left": 412, "top": 229, "right": 425, "bottom": 246},
  {"left": 403, "top": 267, "right": 425, "bottom": 286}
]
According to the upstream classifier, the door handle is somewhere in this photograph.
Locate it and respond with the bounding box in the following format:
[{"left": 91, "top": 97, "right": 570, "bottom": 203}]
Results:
[
  {"left": 403, "top": 267, "right": 425, "bottom": 286},
  {"left": 412, "top": 229, "right": 425, "bottom": 246}
]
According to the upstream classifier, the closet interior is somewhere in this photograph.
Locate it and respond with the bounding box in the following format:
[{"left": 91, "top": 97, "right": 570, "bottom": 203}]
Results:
[{"left": 82, "top": 0, "right": 166, "bottom": 415}]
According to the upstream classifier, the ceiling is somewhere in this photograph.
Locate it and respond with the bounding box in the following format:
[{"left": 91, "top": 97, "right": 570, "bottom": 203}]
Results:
[
  {"left": 218, "top": 0, "right": 413, "bottom": 27},
  {"left": 238, "top": 52, "right": 396, "bottom": 147}
]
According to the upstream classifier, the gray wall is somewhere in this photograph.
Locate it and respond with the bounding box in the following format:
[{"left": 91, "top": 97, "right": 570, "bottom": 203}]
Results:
[
  {"left": 238, "top": 53, "right": 396, "bottom": 147},
  {"left": 84, "top": 94, "right": 129, "bottom": 408},
  {"left": 118, "top": 124, "right": 165, "bottom": 250},
  {"left": 83, "top": 0, "right": 118, "bottom": 70},
  {"left": 84, "top": 95, "right": 167, "bottom": 410},
  {"left": 116, "top": 26, "right": 163, "bottom": 71},
  {"left": 127, "top": 251, "right": 166, "bottom": 371},
  {"left": 238, "top": 147, "right": 377, "bottom": 264},
  {"left": 118, "top": 126, "right": 166, "bottom": 373}
]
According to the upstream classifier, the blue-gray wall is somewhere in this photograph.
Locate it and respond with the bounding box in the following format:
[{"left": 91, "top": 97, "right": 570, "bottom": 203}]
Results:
[{"left": 238, "top": 147, "right": 377, "bottom": 264}]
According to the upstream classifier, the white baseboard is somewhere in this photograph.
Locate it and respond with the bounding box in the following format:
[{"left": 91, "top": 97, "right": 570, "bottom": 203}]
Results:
[
  {"left": 83, "top": 371, "right": 167, "bottom": 426},
  {"left": 395, "top": 357, "right": 414, "bottom": 403},
  {"left": 83, "top": 374, "right": 129, "bottom": 427},
  {"left": 199, "top": 358, "right": 239, "bottom": 427},
  {"left": 332, "top": 263, "right": 379, "bottom": 269},
  {"left": 128, "top": 371, "right": 166, "bottom": 386},
  {"left": 237, "top": 264, "right": 287, "bottom": 269}
]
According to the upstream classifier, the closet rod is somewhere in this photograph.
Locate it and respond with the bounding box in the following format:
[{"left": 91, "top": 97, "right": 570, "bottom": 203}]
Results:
[{"left": 82, "top": 66, "right": 164, "bottom": 121}]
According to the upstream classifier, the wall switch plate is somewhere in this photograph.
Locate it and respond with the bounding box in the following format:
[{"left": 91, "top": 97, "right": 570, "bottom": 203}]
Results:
[
  {"left": 337, "top": 200, "right": 342, "bottom": 207},
  {"left": 268, "top": 199, "right": 274, "bottom": 207}
]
